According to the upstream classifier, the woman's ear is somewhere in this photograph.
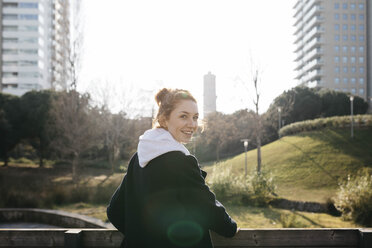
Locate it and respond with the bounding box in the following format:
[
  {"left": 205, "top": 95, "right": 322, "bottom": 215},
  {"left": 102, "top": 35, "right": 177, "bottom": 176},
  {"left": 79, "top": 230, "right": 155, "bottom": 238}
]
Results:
[{"left": 158, "top": 116, "right": 167, "bottom": 129}]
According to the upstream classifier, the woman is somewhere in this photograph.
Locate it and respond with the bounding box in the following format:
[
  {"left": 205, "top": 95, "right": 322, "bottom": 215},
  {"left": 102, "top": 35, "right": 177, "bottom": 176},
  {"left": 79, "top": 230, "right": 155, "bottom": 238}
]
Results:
[{"left": 107, "top": 88, "right": 237, "bottom": 248}]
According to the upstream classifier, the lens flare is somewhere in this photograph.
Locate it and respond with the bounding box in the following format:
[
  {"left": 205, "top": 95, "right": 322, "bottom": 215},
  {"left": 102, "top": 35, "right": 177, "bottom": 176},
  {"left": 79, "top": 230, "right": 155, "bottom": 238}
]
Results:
[{"left": 167, "top": 221, "right": 203, "bottom": 247}]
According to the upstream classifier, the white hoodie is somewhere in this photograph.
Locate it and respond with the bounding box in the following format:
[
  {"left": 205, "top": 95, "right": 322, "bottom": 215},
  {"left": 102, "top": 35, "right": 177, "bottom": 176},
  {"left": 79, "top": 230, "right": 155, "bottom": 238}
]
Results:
[{"left": 137, "top": 128, "right": 190, "bottom": 168}]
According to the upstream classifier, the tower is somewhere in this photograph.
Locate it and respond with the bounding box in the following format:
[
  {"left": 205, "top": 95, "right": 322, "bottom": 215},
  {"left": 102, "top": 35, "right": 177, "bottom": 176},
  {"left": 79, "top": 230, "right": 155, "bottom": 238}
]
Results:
[{"left": 203, "top": 71, "right": 216, "bottom": 117}]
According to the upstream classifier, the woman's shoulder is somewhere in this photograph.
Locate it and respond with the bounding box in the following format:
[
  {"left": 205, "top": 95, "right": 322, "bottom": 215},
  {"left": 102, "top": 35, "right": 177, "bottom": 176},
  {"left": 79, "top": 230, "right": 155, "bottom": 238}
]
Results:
[{"left": 148, "top": 151, "right": 199, "bottom": 171}]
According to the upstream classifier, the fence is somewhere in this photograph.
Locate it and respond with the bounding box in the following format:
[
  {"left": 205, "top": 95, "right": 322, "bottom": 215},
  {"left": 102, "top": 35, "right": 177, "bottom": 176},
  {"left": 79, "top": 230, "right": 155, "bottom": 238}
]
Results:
[{"left": 0, "top": 228, "right": 371, "bottom": 247}]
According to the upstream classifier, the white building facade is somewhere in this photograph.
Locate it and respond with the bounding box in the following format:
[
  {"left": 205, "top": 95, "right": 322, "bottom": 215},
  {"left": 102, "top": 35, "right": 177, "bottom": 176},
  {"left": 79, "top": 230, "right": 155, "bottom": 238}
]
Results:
[
  {"left": 0, "top": 0, "right": 69, "bottom": 96},
  {"left": 294, "top": 0, "right": 371, "bottom": 105}
]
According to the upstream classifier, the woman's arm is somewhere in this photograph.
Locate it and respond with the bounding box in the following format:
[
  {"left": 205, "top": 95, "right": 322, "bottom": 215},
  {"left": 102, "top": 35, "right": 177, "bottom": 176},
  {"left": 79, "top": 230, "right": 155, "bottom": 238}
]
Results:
[
  {"left": 169, "top": 152, "right": 237, "bottom": 237},
  {"left": 106, "top": 174, "right": 126, "bottom": 234}
]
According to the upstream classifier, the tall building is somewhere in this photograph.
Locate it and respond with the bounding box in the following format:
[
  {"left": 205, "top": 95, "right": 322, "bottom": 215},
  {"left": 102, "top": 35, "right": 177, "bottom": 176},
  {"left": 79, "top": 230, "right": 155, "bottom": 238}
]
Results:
[
  {"left": 0, "top": 0, "right": 70, "bottom": 96},
  {"left": 294, "top": 0, "right": 371, "bottom": 106},
  {"left": 203, "top": 71, "right": 216, "bottom": 117}
]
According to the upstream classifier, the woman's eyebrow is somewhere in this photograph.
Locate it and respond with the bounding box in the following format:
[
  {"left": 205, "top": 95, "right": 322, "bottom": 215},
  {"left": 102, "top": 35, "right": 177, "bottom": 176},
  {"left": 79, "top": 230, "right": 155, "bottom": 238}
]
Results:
[{"left": 178, "top": 111, "right": 199, "bottom": 115}]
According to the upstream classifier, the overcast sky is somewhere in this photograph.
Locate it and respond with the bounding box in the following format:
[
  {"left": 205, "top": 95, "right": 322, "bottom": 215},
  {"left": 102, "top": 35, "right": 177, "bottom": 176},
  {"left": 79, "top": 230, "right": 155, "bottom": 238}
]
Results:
[{"left": 79, "top": 0, "right": 297, "bottom": 117}]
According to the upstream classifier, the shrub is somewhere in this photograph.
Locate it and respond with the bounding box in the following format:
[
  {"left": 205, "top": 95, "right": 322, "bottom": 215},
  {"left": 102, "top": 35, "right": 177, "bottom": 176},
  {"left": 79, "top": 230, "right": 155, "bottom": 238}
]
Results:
[
  {"left": 334, "top": 172, "right": 372, "bottom": 226},
  {"left": 207, "top": 165, "right": 276, "bottom": 206}
]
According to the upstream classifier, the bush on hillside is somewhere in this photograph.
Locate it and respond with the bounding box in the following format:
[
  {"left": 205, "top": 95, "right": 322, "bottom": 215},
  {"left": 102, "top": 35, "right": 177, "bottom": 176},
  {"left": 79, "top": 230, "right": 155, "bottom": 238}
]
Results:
[
  {"left": 207, "top": 165, "right": 276, "bottom": 206},
  {"left": 334, "top": 172, "right": 372, "bottom": 226},
  {"left": 279, "top": 114, "right": 372, "bottom": 137}
]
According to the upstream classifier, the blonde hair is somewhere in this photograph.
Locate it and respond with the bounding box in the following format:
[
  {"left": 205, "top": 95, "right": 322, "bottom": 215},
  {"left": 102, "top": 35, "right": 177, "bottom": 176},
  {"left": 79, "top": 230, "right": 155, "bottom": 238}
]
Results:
[{"left": 153, "top": 88, "right": 196, "bottom": 128}]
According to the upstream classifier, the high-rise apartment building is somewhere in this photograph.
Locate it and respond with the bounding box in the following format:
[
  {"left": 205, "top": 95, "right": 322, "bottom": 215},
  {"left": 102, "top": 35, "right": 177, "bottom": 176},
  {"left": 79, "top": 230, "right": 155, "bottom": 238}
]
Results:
[
  {"left": 203, "top": 71, "right": 217, "bottom": 118},
  {"left": 294, "top": 0, "right": 371, "bottom": 106},
  {"left": 0, "top": 0, "right": 70, "bottom": 96}
]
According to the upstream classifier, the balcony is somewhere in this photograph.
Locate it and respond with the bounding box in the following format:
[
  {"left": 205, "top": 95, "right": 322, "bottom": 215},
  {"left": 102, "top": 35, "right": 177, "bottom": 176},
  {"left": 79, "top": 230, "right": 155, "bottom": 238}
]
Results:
[
  {"left": 303, "top": 4, "right": 323, "bottom": 24},
  {"left": 303, "top": 47, "right": 323, "bottom": 63},
  {"left": 303, "top": 26, "right": 324, "bottom": 43},
  {"left": 304, "top": 15, "right": 324, "bottom": 33},
  {"left": 303, "top": 36, "right": 323, "bottom": 52}
]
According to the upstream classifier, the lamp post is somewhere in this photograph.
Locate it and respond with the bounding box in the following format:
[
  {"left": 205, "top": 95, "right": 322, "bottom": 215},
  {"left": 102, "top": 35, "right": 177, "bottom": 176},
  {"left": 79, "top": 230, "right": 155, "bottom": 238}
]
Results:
[
  {"left": 241, "top": 139, "right": 249, "bottom": 177},
  {"left": 350, "top": 95, "right": 354, "bottom": 139},
  {"left": 278, "top": 107, "right": 282, "bottom": 135}
]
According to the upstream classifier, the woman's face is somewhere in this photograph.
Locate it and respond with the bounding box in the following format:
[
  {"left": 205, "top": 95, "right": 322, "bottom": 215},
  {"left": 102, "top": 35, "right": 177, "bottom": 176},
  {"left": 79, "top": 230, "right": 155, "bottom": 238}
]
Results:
[{"left": 165, "top": 100, "right": 199, "bottom": 144}]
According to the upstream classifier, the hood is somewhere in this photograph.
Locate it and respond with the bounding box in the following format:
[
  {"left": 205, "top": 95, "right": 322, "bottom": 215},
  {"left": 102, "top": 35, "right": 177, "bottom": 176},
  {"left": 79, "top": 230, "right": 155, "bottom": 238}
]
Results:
[{"left": 137, "top": 128, "right": 190, "bottom": 167}]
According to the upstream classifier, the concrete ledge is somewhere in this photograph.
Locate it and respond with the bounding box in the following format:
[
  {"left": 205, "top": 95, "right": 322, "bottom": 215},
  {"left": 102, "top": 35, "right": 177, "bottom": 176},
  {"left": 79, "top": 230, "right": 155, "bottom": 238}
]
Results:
[{"left": 0, "top": 208, "right": 113, "bottom": 229}]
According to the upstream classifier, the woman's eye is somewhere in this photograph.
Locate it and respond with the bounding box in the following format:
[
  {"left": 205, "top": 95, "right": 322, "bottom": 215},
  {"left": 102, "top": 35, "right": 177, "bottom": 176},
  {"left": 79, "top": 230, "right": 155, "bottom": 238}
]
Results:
[
  {"left": 193, "top": 116, "right": 198, "bottom": 121},
  {"left": 180, "top": 115, "right": 187, "bottom": 119}
]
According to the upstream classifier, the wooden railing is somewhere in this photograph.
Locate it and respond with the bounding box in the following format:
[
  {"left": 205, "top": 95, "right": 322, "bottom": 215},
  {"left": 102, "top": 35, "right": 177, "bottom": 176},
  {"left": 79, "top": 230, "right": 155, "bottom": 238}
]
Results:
[{"left": 0, "top": 228, "right": 371, "bottom": 247}]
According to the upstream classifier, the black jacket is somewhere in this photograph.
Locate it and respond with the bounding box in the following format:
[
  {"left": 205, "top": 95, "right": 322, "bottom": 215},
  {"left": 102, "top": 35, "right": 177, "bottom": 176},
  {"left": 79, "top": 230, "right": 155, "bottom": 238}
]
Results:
[{"left": 107, "top": 151, "right": 237, "bottom": 248}]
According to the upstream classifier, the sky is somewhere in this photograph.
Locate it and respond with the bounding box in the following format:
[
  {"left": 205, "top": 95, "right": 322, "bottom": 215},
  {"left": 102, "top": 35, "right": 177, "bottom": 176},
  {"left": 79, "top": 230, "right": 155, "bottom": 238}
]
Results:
[{"left": 79, "top": 0, "right": 297, "bottom": 117}]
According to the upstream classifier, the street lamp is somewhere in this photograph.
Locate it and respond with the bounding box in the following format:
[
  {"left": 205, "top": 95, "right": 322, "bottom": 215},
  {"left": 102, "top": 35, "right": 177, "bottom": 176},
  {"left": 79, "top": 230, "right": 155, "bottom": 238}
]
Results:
[
  {"left": 350, "top": 95, "right": 354, "bottom": 139},
  {"left": 278, "top": 107, "right": 282, "bottom": 135},
  {"left": 241, "top": 139, "right": 249, "bottom": 177}
]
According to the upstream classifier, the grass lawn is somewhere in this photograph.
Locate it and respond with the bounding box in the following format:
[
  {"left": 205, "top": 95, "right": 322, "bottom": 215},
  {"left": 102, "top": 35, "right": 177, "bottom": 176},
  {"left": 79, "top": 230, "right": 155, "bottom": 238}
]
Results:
[
  {"left": 202, "top": 127, "right": 372, "bottom": 203},
  {"left": 55, "top": 201, "right": 360, "bottom": 228}
]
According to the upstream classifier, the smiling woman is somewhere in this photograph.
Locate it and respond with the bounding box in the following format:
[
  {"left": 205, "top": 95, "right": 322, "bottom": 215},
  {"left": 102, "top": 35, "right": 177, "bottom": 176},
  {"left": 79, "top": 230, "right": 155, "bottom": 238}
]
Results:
[{"left": 107, "top": 88, "right": 237, "bottom": 248}]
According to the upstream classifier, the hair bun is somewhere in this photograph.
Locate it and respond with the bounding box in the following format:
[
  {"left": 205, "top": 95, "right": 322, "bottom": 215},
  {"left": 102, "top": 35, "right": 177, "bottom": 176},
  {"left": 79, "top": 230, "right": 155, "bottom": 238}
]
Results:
[{"left": 155, "top": 88, "right": 170, "bottom": 106}]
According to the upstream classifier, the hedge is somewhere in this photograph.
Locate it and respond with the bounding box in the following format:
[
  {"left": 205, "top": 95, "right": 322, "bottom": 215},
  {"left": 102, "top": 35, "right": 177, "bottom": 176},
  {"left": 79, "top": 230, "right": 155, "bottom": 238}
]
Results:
[{"left": 279, "top": 114, "right": 372, "bottom": 137}]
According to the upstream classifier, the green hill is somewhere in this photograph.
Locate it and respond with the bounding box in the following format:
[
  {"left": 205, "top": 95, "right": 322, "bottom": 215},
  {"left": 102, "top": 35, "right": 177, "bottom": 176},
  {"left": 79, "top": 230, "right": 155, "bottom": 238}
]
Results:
[{"left": 203, "top": 127, "right": 372, "bottom": 203}]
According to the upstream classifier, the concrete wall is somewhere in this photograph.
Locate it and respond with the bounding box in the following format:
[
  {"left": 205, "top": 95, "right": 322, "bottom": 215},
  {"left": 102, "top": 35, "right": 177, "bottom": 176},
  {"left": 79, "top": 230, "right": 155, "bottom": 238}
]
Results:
[{"left": 0, "top": 208, "right": 113, "bottom": 229}]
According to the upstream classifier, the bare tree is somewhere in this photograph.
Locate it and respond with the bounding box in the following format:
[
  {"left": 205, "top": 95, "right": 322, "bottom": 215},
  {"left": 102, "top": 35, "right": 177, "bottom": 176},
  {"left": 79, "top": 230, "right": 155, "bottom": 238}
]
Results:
[
  {"left": 51, "top": 90, "right": 99, "bottom": 182},
  {"left": 252, "top": 69, "right": 262, "bottom": 174}
]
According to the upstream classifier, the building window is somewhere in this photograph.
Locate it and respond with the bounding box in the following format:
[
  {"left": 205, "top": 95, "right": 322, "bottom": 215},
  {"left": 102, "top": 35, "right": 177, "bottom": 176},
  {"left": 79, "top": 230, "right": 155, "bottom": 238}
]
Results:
[
  {"left": 359, "top": 78, "right": 364, "bottom": 84},
  {"left": 334, "top": 35, "right": 340, "bottom": 41},
  {"left": 359, "top": 89, "right": 364, "bottom": 95},
  {"left": 351, "top": 67, "right": 356, "bottom": 73},
  {"left": 335, "top": 13, "right": 340, "bottom": 20},
  {"left": 342, "top": 35, "right": 348, "bottom": 41},
  {"left": 3, "top": 49, "right": 18, "bottom": 55},
  {"left": 351, "top": 88, "right": 356, "bottom": 94},
  {"left": 3, "top": 38, "right": 18, "bottom": 43},
  {"left": 342, "top": 3, "right": 347, "bottom": 9},
  {"left": 343, "top": 78, "right": 348, "bottom": 84},
  {"left": 359, "top": 3, "right": 364, "bottom": 10},
  {"left": 19, "top": 14, "right": 38, "bottom": 20},
  {"left": 334, "top": 3, "right": 340, "bottom": 9},
  {"left": 342, "top": 14, "right": 348, "bottom": 20},
  {"left": 334, "top": 78, "right": 340, "bottom": 84},
  {"left": 335, "top": 67, "right": 340, "bottom": 73},
  {"left": 334, "top": 46, "right": 340, "bottom": 52},
  {"left": 3, "top": 14, "right": 18, "bottom": 20},
  {"left": 342, "top": 46, "right": 348, "bottom": 53},
  {"left": 342, "top": 57, "right": 348, "bottom": 63},
  {"left": 342, "top": 24, "right": 348, "bottom": 30},
  {"left": 334, "top": 24, "right": 340, "bottom": 31},
  {"left": 359, "top": 14, "right": 364, "bottom": 21},
  {"left": 19, "top": 60, "right": 38, "bottom": 66},
  {"left": 334, "top": 56, "right": 340, "bottom": 63},
  {"left": 359, "top": 46, "right": 364, "bottom": 53},
  {"left": 359, "top": 35, "right": 364, "bottom": 42},
  {"left": 351, "top": 35, "right": 356, "bottom": 42},
  {"left": 351, "top": 14, "right": 356, "bottom": 20},
  {"left": 359, "top": 25, "right": 364, "bottom": 31},
  {"left": 351, "top": 25, "right": 356, "bottom": 31},
  {"left": 351, "top": 57, "right": 356, "bottom": 63},
  {"left": 343, "top": 88, "right": 347, "bottom": 92},
  {"left": 19, "top": 3, "right": 38, "bottom": 8},
  {"left": 359, "top": 57, "right": 364, "bottom": 64},
  {"left": 351, "top": 46, "right": 356, "bottom": 53},
  {"left": 351, "top": 78, "right": 356, "bottom": 84},
  {"left": 359, "top": 67, "right": 364, "bottom": 74},
  {"left": 350, "top": 3, "right": 356, "bottom": 10},
  {"left": 343, "top": 67, "right": 348, "bottom": 73}
]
